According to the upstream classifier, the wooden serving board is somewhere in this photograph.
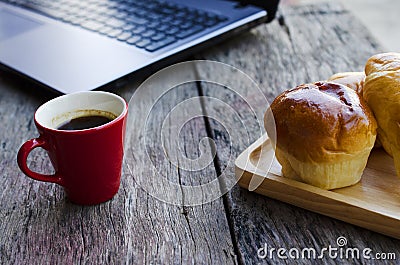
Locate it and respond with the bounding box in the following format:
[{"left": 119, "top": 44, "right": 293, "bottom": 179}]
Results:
[{"left": 235, "top": 134, "right": 400, "bottom": 239}]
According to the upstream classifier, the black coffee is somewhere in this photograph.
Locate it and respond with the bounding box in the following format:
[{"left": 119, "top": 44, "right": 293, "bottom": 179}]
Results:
[{"left": 57, "top": 115, "right": 113, "bottom": 130}]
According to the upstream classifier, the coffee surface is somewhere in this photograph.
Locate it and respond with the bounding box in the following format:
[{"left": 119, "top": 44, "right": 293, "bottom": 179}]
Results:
[{"left": 57, "top": 115, "right": 113, "bottom": 130}]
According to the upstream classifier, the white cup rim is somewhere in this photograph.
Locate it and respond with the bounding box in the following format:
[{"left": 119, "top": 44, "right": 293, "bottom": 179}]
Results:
[{"left": 35, "top": 91, "right": 127, "bottom": 132}]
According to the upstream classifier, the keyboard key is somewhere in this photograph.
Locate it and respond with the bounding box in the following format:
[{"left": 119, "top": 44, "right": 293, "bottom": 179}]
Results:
[
  {"left": 125, "top": 16, "right": 148, "bottom": 25},
  {"left": 185, "top": 14, "right": 197, "bottom": 21},
  {"left": 175, "top": 11, "right": 186, "bottom": 19},
  {"left": 67, "top": 16, "right": 86, "bottom": 25},
  {"left": 194, "top": 16, "right": 206, "bottom": 24},
  {"left": 104, "top": 1, "right": 118, "bottom": 8},
  {"left": 94, "top": 15, "right": 108, "bottom": 23},
  {"left": 131, "top": 26, "right": 146, "bottom": 34},
  {"left": 145, "top": 2, "right": 158, "bottom": 11},
  {"left": 93, "top": 6, "right": 109, "bottom": 13},
  {"left": 160, "top": 16, "right": 173, "bottom": 23},
  {"left": 145, "top": 13, "right": 163, "bottom": 21},
  {"left": 85, "top": 12, "right": 102, "bottom": 20},
  {"left": 122, "top": 24, "right": 136, "bottom": 31},
  {"left": 65, "top": 6, "right": 81, "bottom": 16},
  {"left": 4, "top": 0, "right": 225, "bottom": 53},
  {"left": 146, "top": 21, "right": 160, "bottom": 29},
  {"left": 160, "top": 7, "right": 175, "bottom": 15},
  {"left": 170, "top": 19, "right": 184, "bottom": 27},
  {"left": 204, "top": 19, "right": 218, "bottom": 27},
  {"left": 145, "top": 36, "right": 176, "bottom": 52},
  {"left": 116, "top": 3, "right": 130, "bottom": 12},
  {"left": 114, "top": 11, "right": 128, "bottom": 20},
  {"left": 106, "top": 18, "right": 125, "bottom": 28},
  {"left": 117, "top": 31, "right": 132, "bottom": 41},
  {"left": 126, "top": 35, "right": 141, "bottom": 45},
  {"left": 135, "top": 39, "right": 151, "bottom": 48},
  {"left": 73, "top": 9, "right": 90, "bottom": 17},
  {"left": 151, "top": 33, "right": 166, "bottom": 41},
  {"left": 107, "top": 29, "right": 123, "bottom": 38},
  {"left": 102, "top": 8, "right": 119, "bottom": 17},
  {"left": 157, "top": 24, "right": 170, "bottom": 32},
  {"left": 176, "top": 25, "right": 204, "bottom": 39},
  {"left": 81, "top": 20, "right": 104, "bottom": 31},
  {"left": 98, "top": 25, "right": 114, "bottom": 35},
  {"left": 134, "top": 9, "right": 147, "bottom": 17},
  {"left": 165, "top": 26, "right": 180, "bottom": 35},
  {"left": 125, "top": 6, "right": 140, "bottom": 14},
  {"left": 180, "top": 21, "right": 193, "bottom": 30},
  {"left": 141, "top": 29, "right": 156, "bottom": 38}
]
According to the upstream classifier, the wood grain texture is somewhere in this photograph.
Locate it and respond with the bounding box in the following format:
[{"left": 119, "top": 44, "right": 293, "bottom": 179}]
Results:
[
  {"left": 1, "top": 1, "right": 399, "bottom": 264},
  {"left": 0, "top": 72, "right": 236, "bottom": 263},
  {"left": 196, "top": 2, "right": 400, "bottom": 265},
  {"left": 120, "top": 74, "right": 237, "bottom": 264},
  {"left": 236, "top": 135, "right": 400, "bottom": 239}
]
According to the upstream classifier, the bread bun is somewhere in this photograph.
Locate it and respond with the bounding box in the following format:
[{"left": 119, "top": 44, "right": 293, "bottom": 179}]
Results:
[
  {"left": 328, "top": 71, "right": 383, "bottom": 147},
  {"left": 328, "top": 72, "right": 365, "bottom": 95},
  {"left": 363, "top": 52, "right": 400, "bottom": 176},
  {"left": 265, "top": 81, "right": 377, "bottom": 189}
]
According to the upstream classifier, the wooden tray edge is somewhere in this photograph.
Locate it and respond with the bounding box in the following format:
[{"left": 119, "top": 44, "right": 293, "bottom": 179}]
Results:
[{"left": 235, "top": 136, "right": 400, "bottom": 240}]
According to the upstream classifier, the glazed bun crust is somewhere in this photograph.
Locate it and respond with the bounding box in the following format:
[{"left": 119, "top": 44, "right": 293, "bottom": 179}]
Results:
[
  {"left": 363, "top": 52, "right": 400, "bottom": 176},
  {"left": 266, "top": 81, "right": 377, "bottom": 189},
  {"left": 270, "top": 82, "right": 376, "bottom": 163},
  {"left": 328, "top": 71, "right": 365, "bottom": 95}
]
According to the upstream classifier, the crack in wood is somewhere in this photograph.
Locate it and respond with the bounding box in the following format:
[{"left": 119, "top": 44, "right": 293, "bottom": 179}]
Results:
[
  {"left": 278, "top": 14, "right": 291, "bottom": 42},
  {"left": 193, "top": 73, "right": 241, "bottom": 265},
  {"left": 176, "top": 160, "right": 196, "bottom": 247}
]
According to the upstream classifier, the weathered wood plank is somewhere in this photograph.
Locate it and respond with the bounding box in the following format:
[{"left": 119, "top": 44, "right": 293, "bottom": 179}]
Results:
[
  {"left": 1, "top": 1, "right": 399, "bottom": 264},
  {"left": 0, "top": 69, "right": 236, "bottom": 264},
  {"left": 120, "top": 71, "right": 237, "bottom": 264},
  {"left": 196, "top": 2, "right": 400, "bottom": 264}
]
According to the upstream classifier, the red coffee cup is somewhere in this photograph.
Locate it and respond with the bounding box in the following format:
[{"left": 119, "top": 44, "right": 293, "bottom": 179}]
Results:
[{"left": 17, "top": 91, "right": 128, "bottom": 205}]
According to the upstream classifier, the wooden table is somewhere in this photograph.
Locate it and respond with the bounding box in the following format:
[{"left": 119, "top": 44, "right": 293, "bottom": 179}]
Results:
[{"left": 1, "top": 2, "right": 399, "bottom": 264}]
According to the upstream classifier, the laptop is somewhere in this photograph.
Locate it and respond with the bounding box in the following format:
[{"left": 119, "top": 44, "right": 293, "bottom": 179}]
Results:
[{"left": 0, "top": 0, "right": 279, "bottom": 94}]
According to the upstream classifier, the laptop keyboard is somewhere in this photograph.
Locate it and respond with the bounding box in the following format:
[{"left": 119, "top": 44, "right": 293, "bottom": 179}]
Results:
[{"left": 2, "top": 0, "right": 228, "bottom": 52}]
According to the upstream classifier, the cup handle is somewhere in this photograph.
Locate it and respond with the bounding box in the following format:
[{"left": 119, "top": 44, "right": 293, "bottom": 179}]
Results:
[{"left": 17, "top": 137, "right": 63, "bottom": 185}]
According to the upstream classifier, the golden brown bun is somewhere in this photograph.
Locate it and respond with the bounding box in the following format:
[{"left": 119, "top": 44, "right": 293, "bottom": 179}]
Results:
[
  {"left": 328, "top": 72, "right": 365, "bottom": 95},
  {"left": 328, "top": 71, "right": 382, "bottom": 147},
  {"left": 363, "top": 52, "right": 400, "bottom": 176},
  {"left": 265, "top": 82, "right": 377, "bottom": 189}
]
